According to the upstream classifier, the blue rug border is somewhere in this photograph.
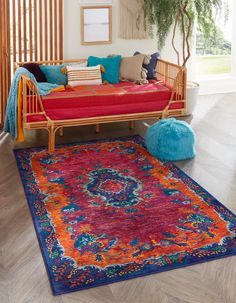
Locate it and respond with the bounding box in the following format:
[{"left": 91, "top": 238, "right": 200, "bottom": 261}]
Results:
[
  {"left": 14, "top": 135, "right": 236, "bottom": 296},
  {"left": 14, "top": 152, "right": 57, "bottom": 295}
]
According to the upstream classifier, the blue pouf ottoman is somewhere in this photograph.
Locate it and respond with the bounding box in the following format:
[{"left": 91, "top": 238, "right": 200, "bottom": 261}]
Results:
[{"left": 145, "top": 118, "right": 196, "bottom": 161}]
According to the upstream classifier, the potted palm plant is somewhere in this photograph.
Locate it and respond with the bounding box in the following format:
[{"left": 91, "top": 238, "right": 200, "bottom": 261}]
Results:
[{"left": 141, "top": 0, "right": 227, "bottom": 115}]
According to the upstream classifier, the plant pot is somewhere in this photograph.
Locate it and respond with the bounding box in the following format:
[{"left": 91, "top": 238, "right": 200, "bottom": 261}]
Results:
[{"left": 186, "top": 81, "right": 200, "bottom": 115}]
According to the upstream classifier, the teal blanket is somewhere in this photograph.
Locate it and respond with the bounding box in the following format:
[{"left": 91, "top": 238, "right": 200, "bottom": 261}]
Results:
[{"left": 4, "top": 67, "right": 60, "bottom": 139}]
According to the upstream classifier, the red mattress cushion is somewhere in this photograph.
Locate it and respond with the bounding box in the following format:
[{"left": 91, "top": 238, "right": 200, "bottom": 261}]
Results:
[{"left": 28, "top": 81, "right": 184, "bottom": 122}]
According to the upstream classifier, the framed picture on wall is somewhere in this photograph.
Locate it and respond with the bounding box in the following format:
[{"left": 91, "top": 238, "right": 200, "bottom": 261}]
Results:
[{"left": 81, "top": 6, "right": 112, "bottom": 45}]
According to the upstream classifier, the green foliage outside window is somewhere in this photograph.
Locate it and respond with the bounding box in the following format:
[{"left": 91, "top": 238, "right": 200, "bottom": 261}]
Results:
[{"left": 141, "top": 0, "right": 228, "bottom": 66}]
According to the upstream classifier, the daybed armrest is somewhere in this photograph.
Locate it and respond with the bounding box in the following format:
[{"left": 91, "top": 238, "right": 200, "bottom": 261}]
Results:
[
  {"left": 21, "top": 75, "right": 50, "bottom": 127},
  {"left": 156, "top": 59, "right": 187, "bottom": 99},
  {"left": 156, "top": 59, "right": 187, "bottom": 116}
]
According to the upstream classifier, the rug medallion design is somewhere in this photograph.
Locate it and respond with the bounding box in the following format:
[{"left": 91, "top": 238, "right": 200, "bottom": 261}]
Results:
[{"left": 14, "top": 136, "right": 236, "bottom": 295}]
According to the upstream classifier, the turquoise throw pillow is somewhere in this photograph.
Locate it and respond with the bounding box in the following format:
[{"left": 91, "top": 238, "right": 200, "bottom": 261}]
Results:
[
  {"left": 40, "top": 64, "right": 67, "bottom": 85},
  {"left": 88, "top": 56, "right": 122, "bottom": 84}
]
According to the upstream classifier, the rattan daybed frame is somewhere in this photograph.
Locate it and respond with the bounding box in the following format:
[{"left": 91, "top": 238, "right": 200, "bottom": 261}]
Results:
[{"left": 16, "top": 59, "right": 187, "bottom": 152}]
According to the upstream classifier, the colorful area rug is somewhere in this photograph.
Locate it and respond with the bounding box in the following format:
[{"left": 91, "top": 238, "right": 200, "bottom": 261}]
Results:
[{"left": 14, "top": 136, "right": 236, "bottom": 295}]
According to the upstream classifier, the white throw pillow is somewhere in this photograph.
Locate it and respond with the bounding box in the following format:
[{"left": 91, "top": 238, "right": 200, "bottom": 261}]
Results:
[{"left": 67, "top": 64, "right": 102, "bottom": 87}]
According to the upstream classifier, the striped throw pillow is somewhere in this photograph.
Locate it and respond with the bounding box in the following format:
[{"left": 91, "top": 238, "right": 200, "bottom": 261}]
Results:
[{"left": 67, "top": 65, "right": 102, "bottom": 87}]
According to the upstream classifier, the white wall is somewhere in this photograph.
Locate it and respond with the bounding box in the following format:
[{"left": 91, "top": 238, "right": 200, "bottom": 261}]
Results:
[
  {"left": 64, "top": 0, "right": 196, "bottom": 80},
  {"left": 64, "top": 0, "right": 156, "bottom": 58},
  {"left": 64, "top": 1, "right": 236, "bottom": 94}
]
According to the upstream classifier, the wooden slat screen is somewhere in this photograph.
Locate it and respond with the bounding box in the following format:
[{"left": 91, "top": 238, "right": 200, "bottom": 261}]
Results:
[
  {"left": 0, "top": 0, "right": 11, "bottom": 126},
  {"left": 12, "top": 0, "right": 63, "bottom": 63},
  {"left": 0, "top": 0, "right": 63, "bottom": 125}
]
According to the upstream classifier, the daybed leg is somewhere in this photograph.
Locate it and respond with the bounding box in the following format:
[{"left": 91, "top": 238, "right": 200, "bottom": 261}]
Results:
[
  {"left": 48, "top": 127, "right": 56, "bottom": 153},
  {"left": 59, "top": 127, "right": 64, "bottom": 137},
  {"left": 129, "top": 121, "right": 135, "bottom": 130},
  {"left": 95, "top": 124, "right": 100, "bottom": 134},
  {"left": 161, "top": 110, "right": 168, "bottom": 119}
]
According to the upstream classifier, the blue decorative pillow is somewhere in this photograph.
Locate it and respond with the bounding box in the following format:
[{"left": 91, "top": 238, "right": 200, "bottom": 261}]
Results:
[
  {"left": 134, "top": 51, "right": 159, "bottom": 80},
  {"left": 39, "top": 64, "right": 67, "bottom": 85},
  {"left": 88, "top": 56, "right": 122, "bottom": 84}
]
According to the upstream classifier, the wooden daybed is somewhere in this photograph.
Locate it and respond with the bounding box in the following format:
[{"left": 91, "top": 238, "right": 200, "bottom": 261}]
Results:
[{"left": 16, "top": 59, "right": 187, "bottom": 152}]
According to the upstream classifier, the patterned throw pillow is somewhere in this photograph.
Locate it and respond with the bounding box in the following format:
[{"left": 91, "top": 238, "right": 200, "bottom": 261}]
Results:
[
  {"left": 67, "top": 65, "right": 102, "bottom": 87},
  {"left": 60, "top": 61, "right": 87, "bottom": 75}
]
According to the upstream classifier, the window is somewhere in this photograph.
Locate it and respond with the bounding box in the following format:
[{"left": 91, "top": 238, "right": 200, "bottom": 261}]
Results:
[{"left": 196, "top": 0, "right": 234, "bottom": 78}]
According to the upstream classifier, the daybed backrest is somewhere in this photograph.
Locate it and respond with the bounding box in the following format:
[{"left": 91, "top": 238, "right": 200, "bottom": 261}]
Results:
[
  {"left": 14, "top": 59, "right": 87, "bottom": 71},
  {"left": 15, "top": 58, "right": 186, "bottom": 102}
]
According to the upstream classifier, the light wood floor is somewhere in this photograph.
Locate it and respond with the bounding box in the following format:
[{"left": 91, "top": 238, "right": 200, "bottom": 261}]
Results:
[{"left": 0, "top": 94, "right": 236, "bottom": 303}]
